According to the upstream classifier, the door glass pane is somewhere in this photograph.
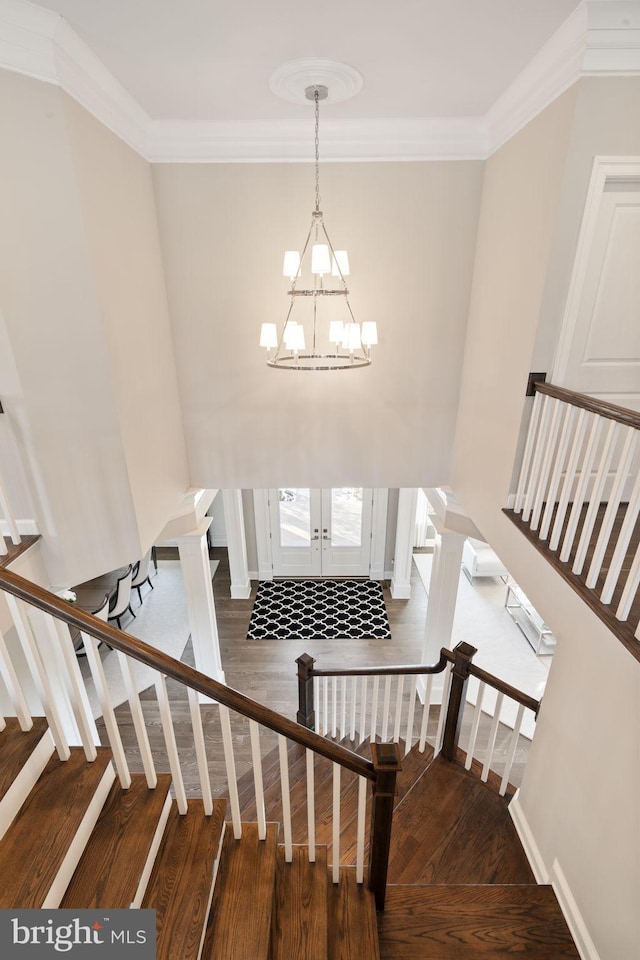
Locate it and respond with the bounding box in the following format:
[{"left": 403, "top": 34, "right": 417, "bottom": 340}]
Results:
[
  {"left": 278, "top": 488, "right": 311, "bottom": 546},
  {"left": 331, "top": 488, "right": 363, "bottom": 546}
]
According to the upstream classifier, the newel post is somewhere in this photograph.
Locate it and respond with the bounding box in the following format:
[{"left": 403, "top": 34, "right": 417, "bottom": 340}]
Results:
[
  {"left": 441, "top": 641, "right": 477, "bottom": 761},
  {"left": 296, "top": 653, "right": 316, "bottom": 729},
  {"left": 368, "top": 742, "right": 402, "bottom": 911}
]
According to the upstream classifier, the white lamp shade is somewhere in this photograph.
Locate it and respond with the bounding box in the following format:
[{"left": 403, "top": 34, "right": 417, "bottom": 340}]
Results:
[
  {"left": 331, "top": 250, "right": 350, "bottom": 277},
  {"left": 282, "top": 251, "right": 300, "bottom": 279},
  {"left": 260, "top": 322, "right": 278, "bottom": 349},
  {"left": 361, "top": 321, "right": 378, "bottom": 346},
  {"left": 284, "top": 321, "right": 305, "bottom": 351},
  {"left": 343, "top": 323, "right": 361, "bottom": 351},
  {"left": 329, "top": 320, "right": 345, "bottom": 344},
  {"left": 311, "top": 243, "right": 331, "bottom": 276}
]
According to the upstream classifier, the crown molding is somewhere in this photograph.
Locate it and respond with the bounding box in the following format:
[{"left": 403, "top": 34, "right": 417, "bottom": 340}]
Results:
[
  {"left": 145, "top": 116, "right": 487, "bottom": 163},
  {"left": 0, "top": 0, "right": 639, "bottom": 164}
]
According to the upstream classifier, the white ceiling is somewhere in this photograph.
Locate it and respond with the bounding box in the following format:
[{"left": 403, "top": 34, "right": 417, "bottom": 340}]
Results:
[{"left": 37, "top": 0, "right": 581, "bottom": 122}]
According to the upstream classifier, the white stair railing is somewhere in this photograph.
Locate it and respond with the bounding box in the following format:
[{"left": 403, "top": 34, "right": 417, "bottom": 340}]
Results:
[{"left": 512, "top": 382, "right": 640, "bottom": 641}]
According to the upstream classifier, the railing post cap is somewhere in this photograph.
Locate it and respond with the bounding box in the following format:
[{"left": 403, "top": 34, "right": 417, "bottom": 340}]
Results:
[
  {"left": 371, "top": 741, "right": 402, "bottom": 771},
  {"left": 296, "top": 652, "right": 315, "bottom": 669},
  {"left": 453, "top": 641, "right": 477, "bottom": 659}
]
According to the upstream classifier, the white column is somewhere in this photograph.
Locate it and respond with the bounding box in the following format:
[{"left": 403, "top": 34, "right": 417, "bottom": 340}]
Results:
[
  {"left": 222, "top": 489, "right": 251, "bottom": 599},
  {"left": 390, "top": 488, "right": 419, "bottom": 599},
  {"left": 420, "top": 530, "right": 465, "bottom": 698},
  {"left": 175, "top": 518, "right": 225, "bottom": 696}
]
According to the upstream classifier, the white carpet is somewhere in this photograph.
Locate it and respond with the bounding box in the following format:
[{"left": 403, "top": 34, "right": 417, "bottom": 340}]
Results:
[
  {"left": 80, "top": 559, "right": 219, "bottom": 717},
  {"left": 412, "top": 552, "right": 550, "bottom": 738}
]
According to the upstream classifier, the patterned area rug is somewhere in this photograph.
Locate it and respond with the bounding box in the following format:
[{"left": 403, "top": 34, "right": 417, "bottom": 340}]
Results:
[{"left": 247, "top": 579, "right": 391, "bottom": 639}]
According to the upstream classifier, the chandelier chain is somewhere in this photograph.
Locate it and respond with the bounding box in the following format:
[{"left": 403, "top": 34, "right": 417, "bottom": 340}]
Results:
[{"left": 314, "top": 87, "right": 321, "bottom": 213}]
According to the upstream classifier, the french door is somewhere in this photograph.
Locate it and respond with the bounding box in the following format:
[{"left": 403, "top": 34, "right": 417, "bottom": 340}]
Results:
[{"left": 268, "top": 488, "right": 373, "bottom": 577}]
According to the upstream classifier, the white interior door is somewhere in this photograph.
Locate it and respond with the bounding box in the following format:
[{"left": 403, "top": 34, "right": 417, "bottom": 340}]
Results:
[
  {"left": 554, "top": 164, "right": 640, "bottom": 410},
  {"left": 269, "top": 488, "right": 373, "bottom": 577}
]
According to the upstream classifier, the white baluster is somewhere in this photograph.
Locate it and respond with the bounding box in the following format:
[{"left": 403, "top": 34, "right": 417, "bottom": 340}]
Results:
[
  {"left": 560, "top": 415, "right": 602, "bottom": 561},
  {"left": 433, "top": 663, "right": 452, "bottom": 757},
  {"left": 500, "top": 703, "right": 525, "bottom": 796},
  {"left": 550, "top": 409, "right": 588, "bottom": 551},
  {"left": 358, "top": 676, "right": 368, "bottom": 746},
  {"left": 0, "top": 628, "right": 32, "bottom": 730},
  {"left": 514, "top": 390, "right": 544, "bottom": 513},
  {"left": 5, "top": 595, "right": 70, "bottom": 759},
  {"left": 45, "top": 615, "right": 97, "bottom": 761},
  {"left": 616, "top": 542, "right": 640, "bottom": 621},
  {"left": 332, "top": 763, "right": 340, "bottom": 883},
  {"left": 434, "top": 665, "right": 452, "bottom": 757},
  {"left": 0, "top": 536, "right": 6, "bottom": 556},
  {"left": 115, "top": 651, "right": 157, "bottom": 788},
  {"left": 540, "top": 405, "right": 574, "bottom": 540},
  {"left": 393, "top": 676, "right": 405, "bottom": 743},
  {"left": 481, "top": 693, "right": 504, "bottom": 783},
  {"left": 531, "top": 398, "right": 562, "bottom": 531},
  {"left": 465, "top": 681, "right": 486, "bottom": 770},
  {"left": 340, "top": 675, "right": 347, "bottom": 739},
  {"left": 278, "top": 735, "right": 293, "bottom": 861},
  {"left": 187, "top": 687, "right": 213, "bottom": 816},
  {"left": 370, "top": 675, "right": 380, "bottom": 742},
  {"left": 356, "top": 776, "right": 367, "bottom": 884},
  {"left": 306, "top": 749, "right": 315, "bottom": 862},
  {"left": 82, "top": 633, "right": 131, "bottom": 787},
  {"left": 349, "top": 677, "right": 358, "bottom": 742},
  {"left": 155, "top": 674, "right": 187, "bottom": 813},
  {"left": 381, "top": 676, "right": 391, "bottom": 741},
  {"left": 331, "top": 676, "right": 337, "bottom": 737},
  {"left": 0, "top": 711, "right": 5, "bottom": 730},
  {"left": 522, "top": 394, "right": 552, "bottom": 523},
  {"left": 404, "top": 676, "right": 418, "bottom": 756},
  {"left": 322, "top": 677, "right": 329, "bottom": 736},
  {"left": 220, "top": 704, "right": 242, "bottom": 838},
  {"left": 313, "top": 676, "right": 320, "bottom": 732},
  {"left": 602, "top": 467, "right": 640, "bottom": 605},
  {"left": 249, "top": 719, "right": 266, "bottom": 839},
  {"left": 573, "top": 420, "right": 619, "bottom": 575},
  {"left": 418, "top": 675, "right": 433, "bottom": 753},
  {"left": 587, "top": 427, "right": 637, "bottom": 588}
]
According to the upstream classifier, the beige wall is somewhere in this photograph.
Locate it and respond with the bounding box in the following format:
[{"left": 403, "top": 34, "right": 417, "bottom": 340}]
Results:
[
  {"left": 451, "top": 78, "right": 640, "bottom": 960},
  {"left": 62, "top": 95, "right": 189, "bottom": 555},
  {"left": 152, "top": 160, "right": 484, "bottom": 489},
  {"left": 0, "top": 70, "right": 189, "bottom": 584}
]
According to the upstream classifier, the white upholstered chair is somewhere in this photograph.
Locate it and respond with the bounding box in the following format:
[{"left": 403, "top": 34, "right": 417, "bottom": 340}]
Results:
[
  {"left": 108, "top": 565, "right": 135, "bottom": 629},
  {"left": 131, "top": 549, "right": 154, "bottom": 604}
]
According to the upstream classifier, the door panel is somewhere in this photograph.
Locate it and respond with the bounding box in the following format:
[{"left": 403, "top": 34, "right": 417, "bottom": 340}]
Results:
[
  {"left": 269, "top": 488, "right": 321, "bottom": 576},
  {"left": 321, "top": 488, "right": 372, "bottom": 576}
]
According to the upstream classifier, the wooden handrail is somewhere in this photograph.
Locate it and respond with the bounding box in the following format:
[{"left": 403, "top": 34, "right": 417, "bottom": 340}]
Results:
[
  {"left": 534, "top": 381, "right": 640, "bottom": 430},
  {"left": 0, "top": 566, "right": 375, "bottom": 782},
  {"left": 309, "top": 651, "right": 452, "bottom": 677},
  {"left": 468, "top": 663, "right": 541, "bottom": 715},
  {"left": 298, "top": 647, "right": 541, "bottom": 723}
]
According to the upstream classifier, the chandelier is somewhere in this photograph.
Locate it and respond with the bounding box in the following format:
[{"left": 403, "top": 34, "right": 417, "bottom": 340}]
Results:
[{"left": 259, "top": 85, "right": 377, "bottom": 370}]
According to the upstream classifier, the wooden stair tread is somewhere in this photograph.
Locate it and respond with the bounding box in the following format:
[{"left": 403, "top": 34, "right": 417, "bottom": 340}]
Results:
[
  {"left": 387, "top": 755, "right": 534, "bottom": 885},
  {"left": 142, "top": 798, "right": 226, "bottom": 960},
  {"left": 203, "top": 822, "right": 279, "bottom": 960},
  {"left": 0, "top": 747, "right": 114, "bottom": 907},
  {"left": 61, "top": 773, "right": 172, "bottom": 908},
  {"left": 328, "top": 867, "right": 380, "bottom": 960},
  {"left": 0, "top": 718, "right": 50, "bottom": 803},
  {"left": 271, "top": 845, "right": 328, "bottom": 960},
  {"left": 378, "top": 884, "right": 581, "bottom": 959}
]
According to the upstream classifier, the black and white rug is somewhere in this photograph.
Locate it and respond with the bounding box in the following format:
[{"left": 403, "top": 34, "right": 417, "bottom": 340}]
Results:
[{"left": 247, "top": 579, "right": 392, "bottom": 640}]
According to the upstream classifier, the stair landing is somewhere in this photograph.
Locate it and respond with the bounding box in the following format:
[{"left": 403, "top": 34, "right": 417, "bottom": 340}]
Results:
[{"left": 378, "top": 884, "right": 581, "bottom": 959}]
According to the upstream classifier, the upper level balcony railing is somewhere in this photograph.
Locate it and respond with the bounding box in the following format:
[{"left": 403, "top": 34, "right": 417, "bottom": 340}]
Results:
[{"left": 504, "top": 381, "right": 640, "bottom": 661}]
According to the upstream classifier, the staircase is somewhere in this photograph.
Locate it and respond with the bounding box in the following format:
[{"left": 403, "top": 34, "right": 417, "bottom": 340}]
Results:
[{"left": 0, "top": 715, "right": 581, "bottom": 960}]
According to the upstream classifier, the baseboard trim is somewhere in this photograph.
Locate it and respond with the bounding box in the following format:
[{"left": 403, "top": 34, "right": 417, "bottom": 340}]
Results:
[
  {"left": 549, "top": 858, "right": 601, "bottom": 960},
  {"left": 508, "top": 794, "right": 548, "bottom": 883}
]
